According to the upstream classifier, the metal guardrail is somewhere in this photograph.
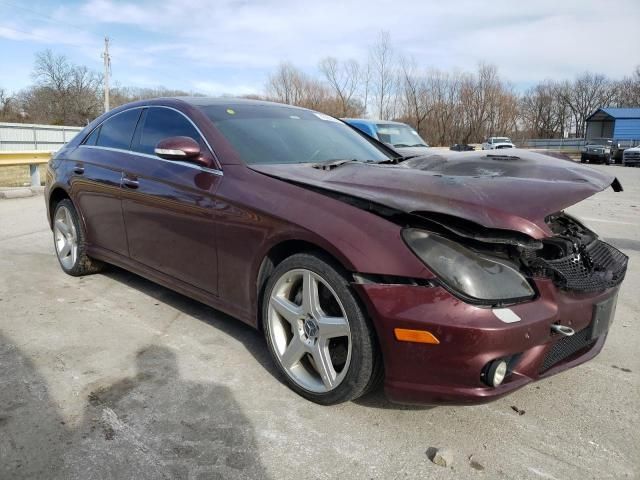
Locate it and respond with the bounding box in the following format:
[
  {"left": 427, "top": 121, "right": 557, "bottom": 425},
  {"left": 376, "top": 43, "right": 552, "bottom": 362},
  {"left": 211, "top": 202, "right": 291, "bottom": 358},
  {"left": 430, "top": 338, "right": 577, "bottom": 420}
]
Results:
[
  {"left": 0, "top": 122, "right": 81, "bottom": 151},
  {"left": 520, "top": 138, "right": 640, "bottom": 150},
  {"left": 0, "top": 151, "right": 53, "bottom": 187},
  {"left": 519, "top": 139, "right": 587, "bottom": 151}
]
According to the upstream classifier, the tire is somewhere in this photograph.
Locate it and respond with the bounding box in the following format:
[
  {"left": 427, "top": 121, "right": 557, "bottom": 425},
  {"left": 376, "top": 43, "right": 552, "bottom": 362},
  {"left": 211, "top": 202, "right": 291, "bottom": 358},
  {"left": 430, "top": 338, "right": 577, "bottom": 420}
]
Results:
[
  {"left": 52, "top": 199, "right": 104, "bottom": 276},
  {"left": 580, "top": 154, "right": 586, "bottom": 163},
  {"left": 262, "top": 252, "right": 382, "bottom": 405}
]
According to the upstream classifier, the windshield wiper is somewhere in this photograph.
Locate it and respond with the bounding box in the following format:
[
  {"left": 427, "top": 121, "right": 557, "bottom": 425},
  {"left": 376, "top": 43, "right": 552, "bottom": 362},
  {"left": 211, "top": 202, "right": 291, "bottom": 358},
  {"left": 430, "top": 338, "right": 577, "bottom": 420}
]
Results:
[
  {"left": 312, "top": 158, "right": 381, "bottom": 171},
  {"left": 379, "top": 154, "right": 418, "bottom": 164}
]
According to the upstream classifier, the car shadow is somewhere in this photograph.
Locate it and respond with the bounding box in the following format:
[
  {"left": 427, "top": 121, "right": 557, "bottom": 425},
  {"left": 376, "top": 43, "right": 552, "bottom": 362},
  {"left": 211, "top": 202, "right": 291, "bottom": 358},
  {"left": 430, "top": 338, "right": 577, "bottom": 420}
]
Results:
[
  {"left": 102, "top": 266, "right": 280, "bottom": 379},
  {"left": 0, "top": 334, "right": 70, "bottom": 478},
  {"left": 353, "top": 389, "right": 436, "bottom": 411},
  {"left": 0, "top": 333, "right": 271, "bottom": 479},
  {"left": 101, "top": 266, "right": 435, "bottom": 411}
]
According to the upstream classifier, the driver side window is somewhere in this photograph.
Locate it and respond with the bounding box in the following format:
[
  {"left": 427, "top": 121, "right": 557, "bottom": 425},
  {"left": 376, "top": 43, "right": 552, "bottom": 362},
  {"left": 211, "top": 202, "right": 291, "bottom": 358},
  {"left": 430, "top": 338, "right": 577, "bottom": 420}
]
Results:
[{"left": 135, "top": 107, "right": 202, "bottom": 156}]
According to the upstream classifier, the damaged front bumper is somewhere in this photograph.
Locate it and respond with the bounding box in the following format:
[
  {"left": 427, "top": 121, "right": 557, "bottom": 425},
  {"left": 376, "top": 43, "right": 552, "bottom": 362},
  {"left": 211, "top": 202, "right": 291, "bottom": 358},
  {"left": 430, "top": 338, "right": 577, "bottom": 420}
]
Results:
[{"left": 354, "top": 278, "right": 620, "bottom": 405}]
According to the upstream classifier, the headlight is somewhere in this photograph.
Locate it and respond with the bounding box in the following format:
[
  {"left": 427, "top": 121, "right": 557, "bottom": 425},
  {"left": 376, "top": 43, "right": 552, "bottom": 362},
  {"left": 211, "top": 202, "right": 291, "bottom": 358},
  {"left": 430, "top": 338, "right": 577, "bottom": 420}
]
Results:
[{"left": 402, "top": 229, "right": 535, "bottom": 304}]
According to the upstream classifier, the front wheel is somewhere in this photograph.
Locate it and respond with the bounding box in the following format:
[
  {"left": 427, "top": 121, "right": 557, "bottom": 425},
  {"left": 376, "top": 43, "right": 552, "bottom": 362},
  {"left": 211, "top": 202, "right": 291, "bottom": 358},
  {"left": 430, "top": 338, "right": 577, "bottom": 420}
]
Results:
[{"left": 263, "top": 253, "right": 381, "bottom": 405}]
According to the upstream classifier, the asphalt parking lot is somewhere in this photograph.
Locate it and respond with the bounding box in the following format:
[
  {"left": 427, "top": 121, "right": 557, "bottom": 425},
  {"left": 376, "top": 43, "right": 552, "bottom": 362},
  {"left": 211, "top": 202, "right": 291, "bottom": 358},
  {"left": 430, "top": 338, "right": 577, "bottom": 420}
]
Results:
[{"left": 0, "top": 164, "right": 638, "bottom": 480}]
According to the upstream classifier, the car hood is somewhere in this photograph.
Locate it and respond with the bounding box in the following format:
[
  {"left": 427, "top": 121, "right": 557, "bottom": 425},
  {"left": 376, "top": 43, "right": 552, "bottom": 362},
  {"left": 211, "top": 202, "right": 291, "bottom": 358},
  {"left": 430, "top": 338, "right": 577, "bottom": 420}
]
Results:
[{"left": 250, "top": 149, "right": 621, "bottom": 239}]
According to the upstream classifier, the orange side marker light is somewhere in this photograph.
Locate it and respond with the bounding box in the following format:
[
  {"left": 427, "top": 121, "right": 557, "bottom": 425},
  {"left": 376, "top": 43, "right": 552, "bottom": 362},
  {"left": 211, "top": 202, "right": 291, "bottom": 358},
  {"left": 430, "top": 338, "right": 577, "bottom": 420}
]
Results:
[{"left": 394, "top": 328, "right": 440, "bottom": 344}]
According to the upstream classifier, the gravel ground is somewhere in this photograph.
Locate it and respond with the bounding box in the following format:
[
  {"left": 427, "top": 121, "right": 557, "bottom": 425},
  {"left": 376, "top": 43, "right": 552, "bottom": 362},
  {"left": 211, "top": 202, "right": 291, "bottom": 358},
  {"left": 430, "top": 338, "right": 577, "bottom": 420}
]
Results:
[{"left": 0, "top": 164, "right": 638, "bottom": 480}]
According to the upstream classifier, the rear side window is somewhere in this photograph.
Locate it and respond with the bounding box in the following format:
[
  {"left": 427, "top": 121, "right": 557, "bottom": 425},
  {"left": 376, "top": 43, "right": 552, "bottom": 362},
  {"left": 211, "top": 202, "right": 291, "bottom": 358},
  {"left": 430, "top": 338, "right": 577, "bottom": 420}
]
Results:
[
  {"left": 136, "top": 108, "right": 201, "bottom": 155},
  {"left": 96, "top": 109, "right": 142, "bottom": 150},
  {"left": 84, "top": 126, "right": 101, "bottom": 145}
]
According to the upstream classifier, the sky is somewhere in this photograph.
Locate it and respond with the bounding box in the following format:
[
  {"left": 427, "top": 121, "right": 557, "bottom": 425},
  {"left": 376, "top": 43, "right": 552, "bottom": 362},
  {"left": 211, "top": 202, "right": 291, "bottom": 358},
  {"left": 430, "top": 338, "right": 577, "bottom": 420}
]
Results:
[{"left": 0, "top": 0, "right": 639, "bottom": 96}]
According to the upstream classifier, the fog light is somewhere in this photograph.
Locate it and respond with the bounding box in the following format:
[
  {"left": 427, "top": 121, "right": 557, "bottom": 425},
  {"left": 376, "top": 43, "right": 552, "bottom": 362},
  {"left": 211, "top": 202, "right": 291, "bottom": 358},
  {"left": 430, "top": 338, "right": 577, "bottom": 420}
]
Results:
[{"left": 486, "top": 360, "right": 508, "bottom": 387}]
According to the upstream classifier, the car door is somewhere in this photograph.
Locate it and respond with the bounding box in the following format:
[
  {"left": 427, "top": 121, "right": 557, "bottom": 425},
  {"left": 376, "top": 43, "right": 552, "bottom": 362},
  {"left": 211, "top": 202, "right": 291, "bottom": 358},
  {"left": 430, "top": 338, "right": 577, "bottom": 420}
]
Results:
[
  {"left": 70, "top": 108, "right": 143, "bottom": 258},
  {"left": 121, "top": 106, "right": 222, "bottom": 295}
]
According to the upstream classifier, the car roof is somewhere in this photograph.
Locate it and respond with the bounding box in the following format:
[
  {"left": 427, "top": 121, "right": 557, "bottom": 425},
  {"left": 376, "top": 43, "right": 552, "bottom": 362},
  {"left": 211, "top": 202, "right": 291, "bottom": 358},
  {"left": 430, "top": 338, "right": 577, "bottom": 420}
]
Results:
[{"left": 174, "top": 96, "right": 309, "bottom": 111}]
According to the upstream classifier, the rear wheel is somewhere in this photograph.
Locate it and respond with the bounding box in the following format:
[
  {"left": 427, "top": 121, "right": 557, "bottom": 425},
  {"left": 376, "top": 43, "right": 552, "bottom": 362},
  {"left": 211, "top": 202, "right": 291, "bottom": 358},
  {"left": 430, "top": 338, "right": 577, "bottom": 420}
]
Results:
[
  {"left": 52, "top": 199, "right": 104, "bottom": 276},
  {"left": 263, "top": 253, "right": 381, "bottom": 405}
]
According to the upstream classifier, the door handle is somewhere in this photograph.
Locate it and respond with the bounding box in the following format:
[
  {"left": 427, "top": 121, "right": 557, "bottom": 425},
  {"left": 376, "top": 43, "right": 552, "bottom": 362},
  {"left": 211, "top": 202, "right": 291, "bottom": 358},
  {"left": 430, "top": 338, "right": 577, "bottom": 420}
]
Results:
[
  {"left": 73, "top": 166, "right": 85, "bottom": 175},
  {"left": 122, "top": 178, "right": 139, "bottom": 189}
]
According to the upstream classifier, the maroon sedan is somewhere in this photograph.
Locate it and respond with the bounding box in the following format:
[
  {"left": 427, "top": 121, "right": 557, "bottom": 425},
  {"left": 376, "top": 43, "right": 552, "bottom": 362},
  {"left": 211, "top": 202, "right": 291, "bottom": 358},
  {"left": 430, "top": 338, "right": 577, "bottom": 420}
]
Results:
[{"left": 45, "top": 98, "right": 628, "bottom": 405}]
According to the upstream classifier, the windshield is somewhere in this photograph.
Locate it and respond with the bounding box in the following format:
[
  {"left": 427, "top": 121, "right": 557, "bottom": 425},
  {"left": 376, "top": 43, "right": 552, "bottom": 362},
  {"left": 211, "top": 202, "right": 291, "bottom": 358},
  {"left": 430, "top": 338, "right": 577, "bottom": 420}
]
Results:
[
  {"left": 493, "top": 137, "right": 511, "bottom": 143},
  {"left": 375, "top": 123, "right": 428, "bottom": 148},
  {"left": 199, "top": 105, "right": 392, "bottom": 165},
  {"left": 587, "top": 139, "right": 612, "bottom": 146}
]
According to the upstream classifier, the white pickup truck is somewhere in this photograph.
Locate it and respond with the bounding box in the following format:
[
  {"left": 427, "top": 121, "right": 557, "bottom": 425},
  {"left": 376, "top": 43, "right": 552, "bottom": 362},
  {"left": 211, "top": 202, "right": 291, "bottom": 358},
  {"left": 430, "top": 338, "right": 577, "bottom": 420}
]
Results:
[{"left": 482, "top": 137, "right": 515, "bottom": 150}]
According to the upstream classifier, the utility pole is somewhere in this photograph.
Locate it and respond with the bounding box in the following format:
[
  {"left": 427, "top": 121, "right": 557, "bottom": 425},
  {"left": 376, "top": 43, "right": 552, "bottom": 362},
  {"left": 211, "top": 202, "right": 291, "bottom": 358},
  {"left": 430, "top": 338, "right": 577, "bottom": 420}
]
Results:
[{"left": 102, "top": 36, "right": 111, "bottom": 112}]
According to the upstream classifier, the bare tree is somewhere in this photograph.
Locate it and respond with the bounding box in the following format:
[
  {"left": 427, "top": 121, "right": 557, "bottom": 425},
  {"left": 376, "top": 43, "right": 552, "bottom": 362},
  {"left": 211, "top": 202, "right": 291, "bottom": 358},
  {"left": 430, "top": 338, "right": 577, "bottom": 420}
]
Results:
[
  {"left": 360, "top": 61, "right": 372, "bottom": 116},
  {"left": 26, "top": 50, "right": 103, "bottom": 125},
  {"left": 266, "top": 63, "right": 308, "bottom": 105},
  {"left": 369, "top": 31, "right": 396, "bottom": 119},
  {"left": 318, "top": 57, "right": 362, "bottom": 117},
  {"left": 266, "top": 62, "right": 364, "bottom": 117},
  {"left": 519, "top": 80, "right": 569, "bottom": 138},
  {"left": 0, "top": 88, "right": 19, "bottom": 121},
  {"left": 426, "top": 70, "right": 463, "bottom": 145},
  {"left": 615, "top": 65, "right": 640, "bottom": 107},
  {"left": 398, "top": 57, "right": 432, "bottom": 136},
  {"left": 559, "top": 72, "right": 617, "bottom": 137},
  {"left": 110, "top": 85, "right": 202, "bottom": 108}
]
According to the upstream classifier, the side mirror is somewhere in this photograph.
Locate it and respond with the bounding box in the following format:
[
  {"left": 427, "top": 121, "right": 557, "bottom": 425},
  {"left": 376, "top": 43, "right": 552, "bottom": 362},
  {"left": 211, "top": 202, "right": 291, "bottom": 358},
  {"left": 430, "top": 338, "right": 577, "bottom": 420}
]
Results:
[{"left": 155, "top": 136, "right": 210, "bottom": 167}]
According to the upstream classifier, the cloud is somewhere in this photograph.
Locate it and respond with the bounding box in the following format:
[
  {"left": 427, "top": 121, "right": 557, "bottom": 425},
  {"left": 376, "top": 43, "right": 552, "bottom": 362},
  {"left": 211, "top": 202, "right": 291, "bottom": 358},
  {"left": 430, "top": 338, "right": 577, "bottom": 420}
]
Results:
[
  {"left": 1, "top": 0, "right": 639, "bottom": 93},
  {"left": 74, "top": 0, "right": 640, "bottom": 81},
  {"left": 0, "top": 24, "right": 93, "bottom": 47}
]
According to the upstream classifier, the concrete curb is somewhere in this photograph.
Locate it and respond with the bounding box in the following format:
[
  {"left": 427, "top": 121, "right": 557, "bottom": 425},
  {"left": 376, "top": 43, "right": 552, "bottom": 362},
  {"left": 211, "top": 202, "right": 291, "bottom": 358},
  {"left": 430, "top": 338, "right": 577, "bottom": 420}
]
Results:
[{"left": 0, "top": 186, "right": 45, "bottom": 199}]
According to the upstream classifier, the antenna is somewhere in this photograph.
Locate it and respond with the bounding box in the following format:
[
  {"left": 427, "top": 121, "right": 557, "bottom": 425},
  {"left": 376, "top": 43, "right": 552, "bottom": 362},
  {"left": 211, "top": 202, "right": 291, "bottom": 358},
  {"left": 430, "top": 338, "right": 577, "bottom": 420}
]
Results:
[{"left": 102, "top": 36, "right": 111, "bottom": 112}]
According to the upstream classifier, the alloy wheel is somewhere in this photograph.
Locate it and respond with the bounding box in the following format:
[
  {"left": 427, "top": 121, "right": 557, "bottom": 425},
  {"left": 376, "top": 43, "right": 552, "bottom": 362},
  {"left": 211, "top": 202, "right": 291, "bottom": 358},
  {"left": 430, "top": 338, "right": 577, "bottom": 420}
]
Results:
[
  {"left": 267, "top": 268, "right": 352, "bottom": 393},
  {"left": 53, "top": 205, "right": 78, "bottom": 270}
]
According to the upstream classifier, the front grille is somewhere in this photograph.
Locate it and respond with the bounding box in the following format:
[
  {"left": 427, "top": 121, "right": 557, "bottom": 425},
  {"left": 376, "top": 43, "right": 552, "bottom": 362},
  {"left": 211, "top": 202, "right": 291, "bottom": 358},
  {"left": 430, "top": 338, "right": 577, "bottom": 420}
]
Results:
[
  {"left": 539, "top": 328, "right": 596, "bottom": 373},
  {"left": 533, "top": 240, "right": 628, "bottom": 293},
  {"left": 624, "top": 152, "right": 640, "bottom": 161}
]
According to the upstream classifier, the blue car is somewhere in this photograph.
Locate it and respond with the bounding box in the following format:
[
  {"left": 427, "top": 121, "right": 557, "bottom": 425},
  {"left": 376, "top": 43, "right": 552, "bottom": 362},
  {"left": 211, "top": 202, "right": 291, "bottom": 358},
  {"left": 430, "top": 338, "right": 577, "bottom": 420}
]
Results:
[{"left": 342, "top": 118, "right": 429, "bottom": 156}]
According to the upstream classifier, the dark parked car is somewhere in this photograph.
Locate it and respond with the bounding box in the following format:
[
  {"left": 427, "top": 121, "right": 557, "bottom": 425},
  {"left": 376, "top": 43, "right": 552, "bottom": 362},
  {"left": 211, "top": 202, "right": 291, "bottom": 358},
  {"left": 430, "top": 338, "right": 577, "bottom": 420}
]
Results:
[
  {"left": 581, "top": 138, "right": 614, "bottom": 164},
  {"left": 45, "top": 98, "right": 628, "bottom": 406},
  {"left": 450, "top": 143, "right": 475, "bottom": 151}
]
